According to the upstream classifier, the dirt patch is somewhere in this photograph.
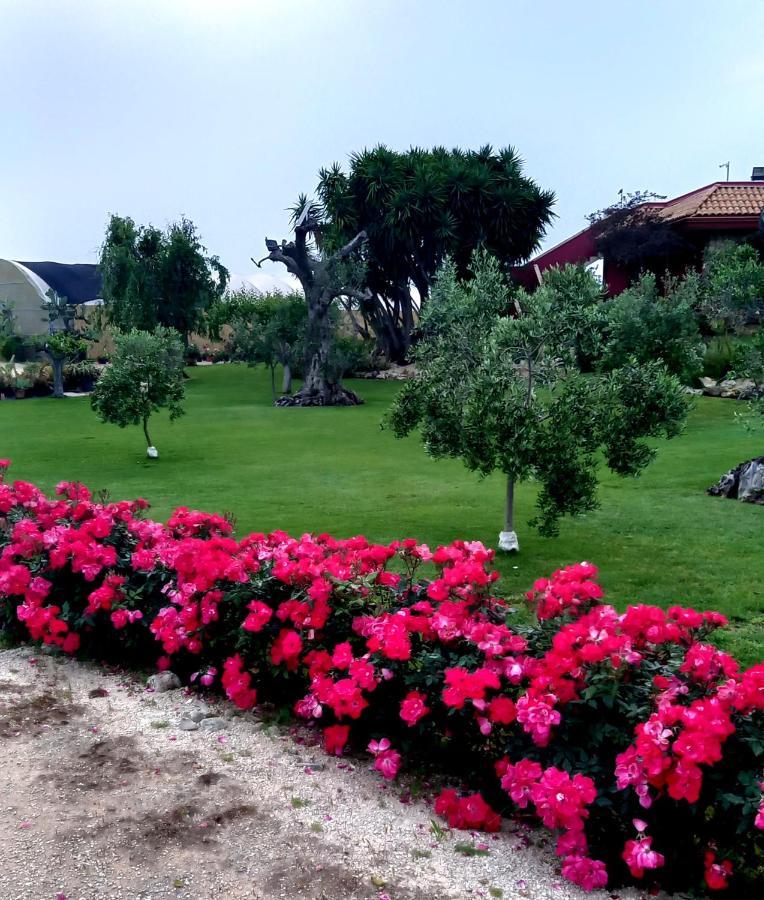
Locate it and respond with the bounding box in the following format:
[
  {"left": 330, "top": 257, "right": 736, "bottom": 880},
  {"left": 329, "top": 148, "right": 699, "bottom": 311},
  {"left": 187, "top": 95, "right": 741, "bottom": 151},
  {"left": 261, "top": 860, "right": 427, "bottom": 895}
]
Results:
[
  {"left": 197, "top": 770, "right": 228, "bottom": 787},
  {"left": 0, "top": 689, "right": 81, "bottom": 738},
  {"left": 0, "top": 648, "right": 653, "bottom": 900}
]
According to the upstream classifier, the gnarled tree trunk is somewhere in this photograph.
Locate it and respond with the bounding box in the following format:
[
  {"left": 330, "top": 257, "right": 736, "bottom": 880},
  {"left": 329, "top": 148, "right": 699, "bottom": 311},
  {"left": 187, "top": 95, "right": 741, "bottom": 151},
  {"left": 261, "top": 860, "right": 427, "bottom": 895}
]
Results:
[
  {"left": 48, "top": 354, "right": 65, "bottom": 399},
  {"left": 258, "top": 221, "right": 368, "bottom": 408},
  {"left": 276, "top": 299, "right": 361, "bottom": 407}
]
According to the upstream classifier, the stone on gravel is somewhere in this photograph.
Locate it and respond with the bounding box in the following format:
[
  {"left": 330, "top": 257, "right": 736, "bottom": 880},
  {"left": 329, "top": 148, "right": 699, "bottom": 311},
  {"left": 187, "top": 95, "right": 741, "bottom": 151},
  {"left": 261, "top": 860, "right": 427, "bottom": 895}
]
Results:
[
  {"left": 178, "top": 718, "right": 200, "bottom": 731},
  {"left": 146, "top": 671, "right": 181, "bottom": 692},
  {"left": 186, "top": 703, "right": 213, "bottom": 722},
  {"left": 198, "top": 716, "right": 227, "bottom": 731}
]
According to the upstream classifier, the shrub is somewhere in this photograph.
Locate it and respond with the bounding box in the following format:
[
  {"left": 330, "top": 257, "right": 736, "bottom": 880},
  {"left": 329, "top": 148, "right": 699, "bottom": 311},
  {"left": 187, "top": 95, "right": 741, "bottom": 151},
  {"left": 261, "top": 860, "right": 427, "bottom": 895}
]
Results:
[
  {"left": 703, "top": 337, "right": 737, "bottom": 381},
  {"left": 600, "top": 272, "right": 705, "bottom": 384},
  {"left": 0, "top": 335, "right": 33, "bottom": 362},
  {"left": 0, "top": 464, "right": 761, "bottom": 896}
]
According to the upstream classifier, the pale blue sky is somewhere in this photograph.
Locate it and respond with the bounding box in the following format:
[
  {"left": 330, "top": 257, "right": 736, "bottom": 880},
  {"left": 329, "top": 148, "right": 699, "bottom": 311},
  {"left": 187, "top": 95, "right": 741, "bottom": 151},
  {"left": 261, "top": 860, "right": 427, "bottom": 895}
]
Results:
[{"left": 1, "top": 0, "right": 763, "bottom": 283}]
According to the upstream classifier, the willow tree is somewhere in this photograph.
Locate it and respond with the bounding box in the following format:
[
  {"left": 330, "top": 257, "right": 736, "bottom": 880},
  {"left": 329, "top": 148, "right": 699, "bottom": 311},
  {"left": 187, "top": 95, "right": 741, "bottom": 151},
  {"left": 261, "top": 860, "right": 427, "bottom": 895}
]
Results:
[
  {"left": 317, "top": 145, "right": 555, "bottom": 362},
  {"left": 256, "top": 198, "right": 369, "bottom": 406},
  {"left": 387, "top": 254, "right": 689, "bottom": 550},
  {"left": 100, "top": 215, "right": 229, "bottom": 345}
]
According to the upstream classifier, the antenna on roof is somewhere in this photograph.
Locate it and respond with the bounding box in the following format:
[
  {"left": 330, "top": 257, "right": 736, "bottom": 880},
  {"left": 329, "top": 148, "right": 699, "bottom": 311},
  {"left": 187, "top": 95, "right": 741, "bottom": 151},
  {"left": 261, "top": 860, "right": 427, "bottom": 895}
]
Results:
[{"left": 719, "top": 161, "right": 730, "bottom": 182}]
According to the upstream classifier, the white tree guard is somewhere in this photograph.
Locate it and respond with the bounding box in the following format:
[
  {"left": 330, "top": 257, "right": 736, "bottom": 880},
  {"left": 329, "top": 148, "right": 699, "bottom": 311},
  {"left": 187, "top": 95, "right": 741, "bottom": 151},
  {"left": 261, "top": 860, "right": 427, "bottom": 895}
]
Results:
[{"left": 498, "top": 530, "right": 519, "bottom": 552}]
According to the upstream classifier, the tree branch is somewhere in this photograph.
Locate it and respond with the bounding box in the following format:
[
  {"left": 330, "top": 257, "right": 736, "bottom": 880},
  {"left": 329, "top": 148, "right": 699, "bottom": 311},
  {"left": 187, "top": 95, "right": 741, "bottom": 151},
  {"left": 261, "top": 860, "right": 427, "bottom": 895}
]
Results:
[{"left": 336, "top": 230, "right": 368, "bottom": 260}]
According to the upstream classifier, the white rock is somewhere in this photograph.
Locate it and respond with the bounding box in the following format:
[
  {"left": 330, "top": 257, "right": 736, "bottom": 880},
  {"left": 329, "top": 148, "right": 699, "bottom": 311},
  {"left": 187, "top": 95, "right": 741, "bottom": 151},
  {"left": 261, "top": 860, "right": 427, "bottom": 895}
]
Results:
[{"left": 146, "top": 446, "right": 159, "bottom": 459}]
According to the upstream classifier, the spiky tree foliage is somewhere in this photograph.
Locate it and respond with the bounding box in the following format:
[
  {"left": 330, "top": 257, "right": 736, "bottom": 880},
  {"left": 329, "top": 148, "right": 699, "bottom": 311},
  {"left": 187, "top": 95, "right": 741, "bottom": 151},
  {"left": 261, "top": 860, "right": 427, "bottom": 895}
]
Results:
[
  {"left": 316, "top": 145, "right": 555, "bottom": 361},
  {"left": 100, "top": 215, "right": 229, "bottom": 344}
]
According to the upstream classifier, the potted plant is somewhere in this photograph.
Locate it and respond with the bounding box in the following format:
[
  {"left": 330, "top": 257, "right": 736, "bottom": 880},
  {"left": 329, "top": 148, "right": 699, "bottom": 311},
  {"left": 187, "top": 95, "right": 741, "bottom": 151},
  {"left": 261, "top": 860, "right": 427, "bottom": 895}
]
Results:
[{"left": 13, "top": 375, "right": 32, "bottom": 399}]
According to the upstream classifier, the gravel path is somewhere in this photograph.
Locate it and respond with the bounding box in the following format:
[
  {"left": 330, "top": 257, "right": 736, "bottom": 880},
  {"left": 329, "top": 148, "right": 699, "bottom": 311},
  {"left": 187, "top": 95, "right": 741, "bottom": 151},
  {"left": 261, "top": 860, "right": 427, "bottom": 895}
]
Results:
[{"left": 0, "top": 647, "right": 659, "bottom": 900}]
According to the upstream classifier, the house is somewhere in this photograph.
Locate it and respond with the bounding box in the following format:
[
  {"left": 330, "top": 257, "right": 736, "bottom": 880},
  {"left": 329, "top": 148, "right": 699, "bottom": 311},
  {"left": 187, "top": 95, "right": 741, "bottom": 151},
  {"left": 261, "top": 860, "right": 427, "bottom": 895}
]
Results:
[
  {"left": 513, "top": 168, "right": 764, "bottom": 295},
  {"left": 0, "top": 260, "right": 102, "bottom": 336}
]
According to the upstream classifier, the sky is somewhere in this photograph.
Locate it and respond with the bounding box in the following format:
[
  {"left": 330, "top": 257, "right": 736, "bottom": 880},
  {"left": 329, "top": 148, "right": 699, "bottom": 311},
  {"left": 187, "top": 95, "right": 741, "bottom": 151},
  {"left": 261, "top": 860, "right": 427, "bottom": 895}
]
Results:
[{"left": 1, "top": 0, "right": 763, "bottom": 290}]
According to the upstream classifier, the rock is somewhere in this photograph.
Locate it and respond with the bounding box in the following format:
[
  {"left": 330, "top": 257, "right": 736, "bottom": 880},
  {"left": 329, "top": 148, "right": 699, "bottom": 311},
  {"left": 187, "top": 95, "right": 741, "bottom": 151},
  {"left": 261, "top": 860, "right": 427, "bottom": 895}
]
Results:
[
  {"left": 684, "top": 387, "right": 703, "bottom": 395},
  {"left": 739, "top": 458, "right": 764, "bottom": 502},
  {"left": 708, "top": 457, "right": 764, "bottom": 505},
  {"left": 701, "top": 377, "right": 759, "bottom": 399},
  {"left": 147, "top": 672, "right": 181, "bottom": 693},
  {"left": 301, "top": 760, "right": 327, "bottom": 772},
  {"left": 359, "top": 363, "right": 417, "bottom": 381},
  {"left": 178, "top": 718, "right": 199, "bottom": 731},
  {"left": 198, "top": 717, "right": 227, "bottom": 731},
  {"left": 186, "top": 703, "right": 213, "bottom": 723}
]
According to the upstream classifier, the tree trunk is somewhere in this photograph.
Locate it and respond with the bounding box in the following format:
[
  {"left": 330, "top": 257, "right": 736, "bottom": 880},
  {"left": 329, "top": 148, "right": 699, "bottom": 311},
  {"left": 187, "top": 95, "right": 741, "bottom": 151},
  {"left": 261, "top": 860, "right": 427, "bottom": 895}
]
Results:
[
  {"left": 142, "top": 415, "right": 152, "bottom": 448},
  {"left": 276, "top": 298, "right": 362, "bottom": 407},
  {"left": 498, "top": 477, "right": 519, "bottom": 552},
  {"left": 504, "top": 477, "right": 514, "bottom": 531},
  {"left": 51, "top": 356, "right": 65, "bottom": 399},
  {"left": 281, "top": 363, "right": 292, "bottom": 394}
]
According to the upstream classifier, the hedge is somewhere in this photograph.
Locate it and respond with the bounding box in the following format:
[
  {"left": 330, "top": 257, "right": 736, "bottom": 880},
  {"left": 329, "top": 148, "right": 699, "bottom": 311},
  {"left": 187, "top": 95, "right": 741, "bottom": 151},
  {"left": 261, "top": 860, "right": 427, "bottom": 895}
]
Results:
[{"left": 0, "top": 460, "right": 762, "bottom": 895}]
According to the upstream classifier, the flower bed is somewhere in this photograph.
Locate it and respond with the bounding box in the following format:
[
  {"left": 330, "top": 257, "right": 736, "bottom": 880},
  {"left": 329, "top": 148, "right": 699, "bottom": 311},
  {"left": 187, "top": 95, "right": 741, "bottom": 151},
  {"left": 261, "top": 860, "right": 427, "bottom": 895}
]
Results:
[{"left": 0, "top": 460, "right": 761, "bottom": 896}]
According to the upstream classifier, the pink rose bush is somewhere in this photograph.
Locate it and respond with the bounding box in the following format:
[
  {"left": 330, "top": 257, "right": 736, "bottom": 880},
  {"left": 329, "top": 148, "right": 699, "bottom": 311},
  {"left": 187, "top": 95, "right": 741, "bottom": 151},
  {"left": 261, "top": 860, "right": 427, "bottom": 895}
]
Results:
[{"left": 0, "top": 464, "right": 762, "bottom": 896}]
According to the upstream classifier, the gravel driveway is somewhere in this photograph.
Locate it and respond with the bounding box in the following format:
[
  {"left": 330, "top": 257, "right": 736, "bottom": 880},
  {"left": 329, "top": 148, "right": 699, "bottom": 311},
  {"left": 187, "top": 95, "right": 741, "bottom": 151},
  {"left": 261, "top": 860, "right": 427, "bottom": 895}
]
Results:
[{"left": 0, "top": 647, "right": 659, "bottom": 900}]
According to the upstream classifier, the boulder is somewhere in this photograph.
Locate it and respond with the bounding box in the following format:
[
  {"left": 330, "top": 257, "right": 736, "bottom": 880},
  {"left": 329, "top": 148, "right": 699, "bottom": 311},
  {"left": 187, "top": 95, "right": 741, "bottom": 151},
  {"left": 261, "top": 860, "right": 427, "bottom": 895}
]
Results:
[{"left": 708, "top": 457, "right": 764, "bottom": 505}]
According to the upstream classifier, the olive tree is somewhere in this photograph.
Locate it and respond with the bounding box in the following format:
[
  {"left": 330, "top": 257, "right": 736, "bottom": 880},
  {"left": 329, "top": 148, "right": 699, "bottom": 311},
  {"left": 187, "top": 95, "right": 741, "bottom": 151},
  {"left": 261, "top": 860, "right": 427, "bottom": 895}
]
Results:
[
  {"left": 387, "top": 255, "right": 689, "bottom": 550},
  {"left": 211, "top": 289, "right": 307, "bottom": 399},
  {"left": 38, "top": 290, "right": 88, "bottom": 398},
  {"left": 91, "top": 327, "right": 185, "bottom": 457},
  {"left": 256, "top": 198, "right": 370, "bottom": 406}
]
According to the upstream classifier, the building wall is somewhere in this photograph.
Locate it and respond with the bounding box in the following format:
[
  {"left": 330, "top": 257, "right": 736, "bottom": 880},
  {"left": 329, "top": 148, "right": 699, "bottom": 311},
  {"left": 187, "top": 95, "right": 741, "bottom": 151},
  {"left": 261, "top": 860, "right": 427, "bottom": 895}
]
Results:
[{"left": 0, "top": 260, "right": 48, "bottom": 336}]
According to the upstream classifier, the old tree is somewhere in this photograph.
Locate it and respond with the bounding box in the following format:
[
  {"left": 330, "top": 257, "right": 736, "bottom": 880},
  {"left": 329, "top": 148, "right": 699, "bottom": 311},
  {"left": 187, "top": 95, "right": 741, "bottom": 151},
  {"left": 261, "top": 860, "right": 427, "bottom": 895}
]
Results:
[{"left": 256, "top": 198, "right": 369, "bottom": 406}]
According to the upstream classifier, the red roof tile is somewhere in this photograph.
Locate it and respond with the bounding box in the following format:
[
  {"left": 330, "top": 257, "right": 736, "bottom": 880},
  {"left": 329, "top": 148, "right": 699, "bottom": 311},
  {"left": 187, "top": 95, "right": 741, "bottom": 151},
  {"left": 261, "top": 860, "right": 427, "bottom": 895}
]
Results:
[{"left": 660, "top": 183, "right": 764, "bottom": 220}]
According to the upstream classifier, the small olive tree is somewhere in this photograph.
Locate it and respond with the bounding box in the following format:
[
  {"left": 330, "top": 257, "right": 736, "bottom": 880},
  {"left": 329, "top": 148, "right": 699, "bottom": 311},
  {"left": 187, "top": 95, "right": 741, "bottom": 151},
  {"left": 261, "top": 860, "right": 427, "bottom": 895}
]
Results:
[
  {"left": 37, "top": 290, "right": 88, "bottom": 398},
  {"left": 209, "top": 289, "right": 306, "bottom": 399},
  {"left": 387, "top": 255, "right": 689, "bottom": 550},
  {"left": 91, "top": 327, "right": 185, "bottom": 457}
]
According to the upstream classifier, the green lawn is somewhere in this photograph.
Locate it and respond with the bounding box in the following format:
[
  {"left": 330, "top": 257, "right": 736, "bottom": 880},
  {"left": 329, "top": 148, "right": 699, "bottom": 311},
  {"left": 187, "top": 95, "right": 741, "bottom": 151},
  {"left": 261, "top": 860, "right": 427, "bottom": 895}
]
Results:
[{"left": 1, "top": 365, "right": 762, "bottom": 662}]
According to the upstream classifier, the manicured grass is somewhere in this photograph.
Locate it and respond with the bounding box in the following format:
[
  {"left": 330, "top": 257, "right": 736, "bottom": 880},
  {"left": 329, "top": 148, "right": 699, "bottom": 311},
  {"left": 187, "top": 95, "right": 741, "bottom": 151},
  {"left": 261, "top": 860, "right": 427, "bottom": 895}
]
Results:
[{"left": 1, "top": 365, "right": 762, "bottom": 662}]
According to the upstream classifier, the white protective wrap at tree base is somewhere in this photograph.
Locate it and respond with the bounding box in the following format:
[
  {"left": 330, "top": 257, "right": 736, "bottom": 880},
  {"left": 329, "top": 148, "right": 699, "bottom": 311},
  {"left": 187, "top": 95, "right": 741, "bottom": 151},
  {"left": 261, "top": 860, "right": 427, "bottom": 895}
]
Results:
[
  {"left": 498, "top": 530, "right": 519, "bottom": 552},
  {"left": 146, "top": 446, "right": 159, "bottom": 459}
]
